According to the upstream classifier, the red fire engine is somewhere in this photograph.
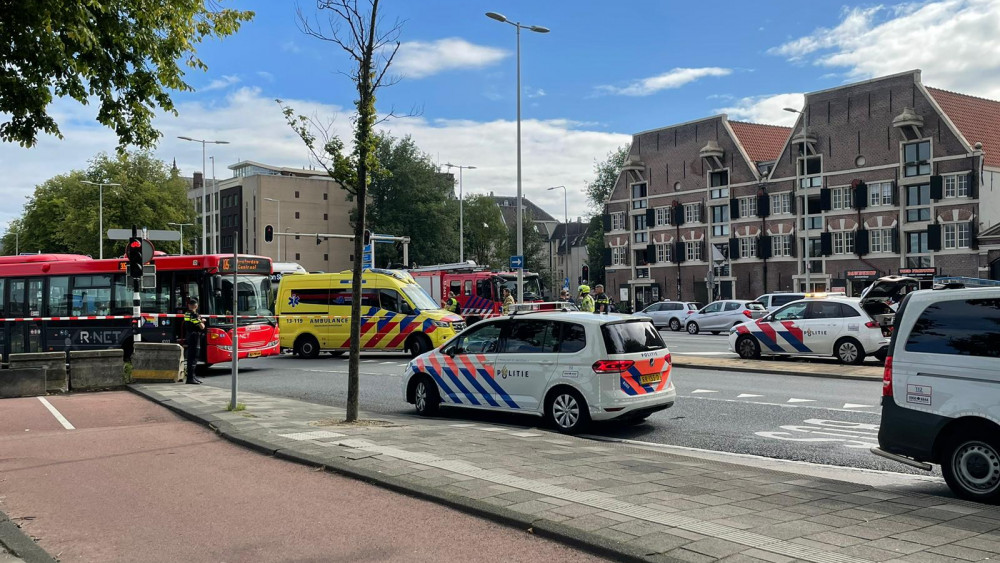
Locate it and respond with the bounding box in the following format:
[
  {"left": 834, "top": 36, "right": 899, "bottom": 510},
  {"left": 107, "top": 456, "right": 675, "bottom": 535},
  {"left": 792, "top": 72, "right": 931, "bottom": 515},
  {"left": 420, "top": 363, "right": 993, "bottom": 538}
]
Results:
[{"left": 409, "top": 262, "right": 543, "bottom": 323}]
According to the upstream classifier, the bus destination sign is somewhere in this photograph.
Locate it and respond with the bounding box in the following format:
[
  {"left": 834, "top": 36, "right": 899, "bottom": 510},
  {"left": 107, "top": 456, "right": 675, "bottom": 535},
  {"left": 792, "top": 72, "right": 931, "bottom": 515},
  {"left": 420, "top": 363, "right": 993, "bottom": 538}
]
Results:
[{"left": 219, "top": 257, "right": 271, "bottom": 275}]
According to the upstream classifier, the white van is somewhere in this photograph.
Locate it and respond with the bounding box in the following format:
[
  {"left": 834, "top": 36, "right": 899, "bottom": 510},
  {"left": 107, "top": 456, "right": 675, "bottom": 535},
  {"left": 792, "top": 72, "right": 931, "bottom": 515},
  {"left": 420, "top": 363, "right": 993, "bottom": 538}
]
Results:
[{"left": 872, "top": 287, "right": 1000, "bottom": 503}]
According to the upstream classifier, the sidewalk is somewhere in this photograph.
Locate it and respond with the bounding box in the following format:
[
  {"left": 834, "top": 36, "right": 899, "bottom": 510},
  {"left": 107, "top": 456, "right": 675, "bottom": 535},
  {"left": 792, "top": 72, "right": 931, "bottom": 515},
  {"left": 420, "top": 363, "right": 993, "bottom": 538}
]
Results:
[
  {"left": 132, "top": 384, "right": 1000, "bottom": 563},
  {"left": 672, "top": 356, "right": 883, "bottom": 380}
]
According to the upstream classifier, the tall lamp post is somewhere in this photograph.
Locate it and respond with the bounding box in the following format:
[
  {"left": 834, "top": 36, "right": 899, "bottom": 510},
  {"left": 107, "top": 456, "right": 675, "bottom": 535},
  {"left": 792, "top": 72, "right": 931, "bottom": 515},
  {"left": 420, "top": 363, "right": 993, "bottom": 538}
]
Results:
[
  {"left": 784, "top": 106, "right": 809, "bottom": 292},
  {"left": 167, "top": 222, "right": 194, "bottom": 255},
  {"left": 264, "top": 198, "right": 282, "bottom": 261},
  {"left": 81, "top": 180, "right": 121, "bottom": 259},
  {"left": 443, "top": 163, "right": 476, "bottom": 262},
  {"left": 547, "top": 186, "right": 567, "bottom": 290},
  {"left": 486, "top": 11, "right": 549, "bottom": 303},
  {"left": 178, "top": 136, "right": 229, "bottom": 254}
]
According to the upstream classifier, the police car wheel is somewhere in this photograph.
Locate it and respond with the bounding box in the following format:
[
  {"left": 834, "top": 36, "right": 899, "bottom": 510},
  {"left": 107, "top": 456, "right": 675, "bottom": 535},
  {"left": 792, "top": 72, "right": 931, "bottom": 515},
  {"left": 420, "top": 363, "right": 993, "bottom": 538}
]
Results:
[
  {"left": 295, "top": 335, "right": 321, "bottom": 359},
  {"left": 413, "top": 376, "right": 440, "bottom": 416},
  {"left": 942, "top": 433, "right": 1000, "bottom": 502},
  {"left": 736, "top": 335, "right": 760, "bottom": 359},
  {"left": 547, "top": 388, "right": 589, "bottom": 434},
  {"left": 835, "top": 338, "right": 864, "bottom": 365},
  {"left": 686, "top": 322, "right": 699, "bottom": 335},
  {"left": 669, "top": 318, "right": 681, "bottom": 331}
]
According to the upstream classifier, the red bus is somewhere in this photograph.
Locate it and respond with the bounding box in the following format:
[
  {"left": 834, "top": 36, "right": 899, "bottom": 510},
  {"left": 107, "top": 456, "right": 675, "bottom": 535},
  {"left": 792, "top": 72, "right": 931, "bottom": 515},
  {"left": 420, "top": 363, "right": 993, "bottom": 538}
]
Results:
[{"left": 0, "top": 253, "right": 280, "bottom": 366}]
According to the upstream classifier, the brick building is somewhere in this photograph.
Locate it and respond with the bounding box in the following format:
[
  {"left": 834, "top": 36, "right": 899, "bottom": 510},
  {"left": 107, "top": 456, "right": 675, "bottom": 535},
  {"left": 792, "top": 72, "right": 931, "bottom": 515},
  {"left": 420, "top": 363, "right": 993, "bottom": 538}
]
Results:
[{"left": 604, "top": 70, "right": 1000, "bottom": 309}]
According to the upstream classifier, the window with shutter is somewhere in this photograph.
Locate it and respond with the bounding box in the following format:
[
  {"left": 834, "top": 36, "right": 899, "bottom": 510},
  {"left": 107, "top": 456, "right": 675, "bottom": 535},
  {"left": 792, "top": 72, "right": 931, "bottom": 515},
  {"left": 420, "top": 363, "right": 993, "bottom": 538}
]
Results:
[
  {"left": 729, "top": 238, "right": 740, "bottom": 260},
  {"left": 928, "top": 224, "right": 942, "bottom": 251},
  {"left": 820, "top": 232, "right": 832, "bottom": 256}
]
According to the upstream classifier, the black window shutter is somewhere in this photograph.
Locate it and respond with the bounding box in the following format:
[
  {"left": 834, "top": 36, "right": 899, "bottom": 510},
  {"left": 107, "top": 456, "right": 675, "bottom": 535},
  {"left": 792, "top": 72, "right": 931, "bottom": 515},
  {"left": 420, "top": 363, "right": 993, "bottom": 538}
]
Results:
[
  {"left": 673, "top": 205, "right": 685, "bottom": 226},
  {"left": 789, "top": 193, "right": 797, "bottom": 214},
  {"left": 789, "top": 233, "right": 798, "bottom": 257},
  {"left": 644, "top": 244, "right": 654, "bottom": 264},
  {"left": 819, "top": 188, "right": 832, "bottom": 211},
  {"left": 855, "top": 228, "right": 869, "bottom": 256},
  {"left": 927, "top": 224, "right": 942, "bottom": 251},
  {"left": 674, "top": 240, "right": 686, "bottom": 263},
  {"left": 757, "top": 193, "right": 770, "bottom": 218},
  {"left": 969, "top": 171, "right": 979, "bottom": 198},
  {"left": 729, "top": 237, "right": 740, "bottom": 259},
  {"left": 756, "top": 235, "right": 772, "bottom": 259},
  {"left": 820, "top": 232, "right": 832, "bottom": 256},
  {"left": 971, "top": 221, "right": 979, "bottom": 249},
  {"left": 700, "top": 203, "right": 706, "bottom": 224},
  {"left": 700, "top": 240, "right": 706, "bottom": 260},
  {"left": 730, "top": 198, "right": 739, "bottom": 220},
  {"left": 891, "top": 227, "right": 900, "bottom": 254},
  {"left": 929, "top": 175, "right": 943, "bottom": 201},
  {"left": 854, "top": 182, "right": 868, "bottom": 210},
  {"left": 602, "top": 248, "right": 612, "bottom": 266},
  {"left": 890, "top": 181, "right": 899, "bottom": 205},
  {"left": 646, "top": 208, "right": 655, "bottom": 227},
  {"left": 602, "top": 213, "right": 611, "bottom": 231}
]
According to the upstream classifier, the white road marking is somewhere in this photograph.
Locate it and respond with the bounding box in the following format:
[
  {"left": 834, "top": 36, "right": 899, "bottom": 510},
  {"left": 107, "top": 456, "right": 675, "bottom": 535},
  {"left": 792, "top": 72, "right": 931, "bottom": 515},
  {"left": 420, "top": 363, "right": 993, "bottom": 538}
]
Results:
[
  {"left": 737, "top": 393, "right": 763, "bottom": 398},
  {"left": 684, "top": 395, "right": 883, "bottom": 414},
  {"left": 37, "top": 397, "right": 74, "bottom": 430},
  {"left": 673, "top": 351, "right": 735, "bottom": 356},
  {"left": 843, "top": 403, "right": 875, "bottom": 409},
  {"left": 380, "top": 362, "right": 397, "bottom": 365},
  {"left": 787, "top": 398, "right": 815, "bottom": 403},
  {"left": 690, "top": 389, "right": 718, "bottom": 394}
]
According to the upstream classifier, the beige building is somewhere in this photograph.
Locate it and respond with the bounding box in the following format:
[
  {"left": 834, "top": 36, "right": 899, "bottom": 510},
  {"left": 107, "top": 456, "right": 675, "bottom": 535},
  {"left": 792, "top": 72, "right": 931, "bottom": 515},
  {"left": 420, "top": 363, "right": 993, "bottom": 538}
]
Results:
[{"left": 186, "top": 161, "right": 353, "bottom": 273}]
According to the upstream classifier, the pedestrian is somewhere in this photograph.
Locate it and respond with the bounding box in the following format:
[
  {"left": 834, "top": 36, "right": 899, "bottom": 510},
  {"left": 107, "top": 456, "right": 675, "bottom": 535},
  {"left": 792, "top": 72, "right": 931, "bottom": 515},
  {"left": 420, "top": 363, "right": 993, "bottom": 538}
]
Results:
[
  {"left": 578, "top": 285, "right": 595, "bottom": 312},
  {"left": 593, "top": 284, "right": 613, "bottom": 314},
  {"left": 559, "top": 288, "right": 573, "bottom": 304},
  {"left": 502, "top": 287, "right": 515, "bottom": 313},
  {"left": 182, "top": 297, "right": 206, "bottom": 384}
]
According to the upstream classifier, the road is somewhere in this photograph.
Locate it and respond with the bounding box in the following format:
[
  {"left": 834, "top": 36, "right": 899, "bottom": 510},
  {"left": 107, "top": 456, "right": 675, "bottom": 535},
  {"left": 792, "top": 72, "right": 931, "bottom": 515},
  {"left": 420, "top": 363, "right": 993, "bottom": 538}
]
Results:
[
  {"left": 0, "top": 392, "right": 602, "bottom": 562},
  {"left": 204, "top": 347, "right": 917, "bottom": 476}
]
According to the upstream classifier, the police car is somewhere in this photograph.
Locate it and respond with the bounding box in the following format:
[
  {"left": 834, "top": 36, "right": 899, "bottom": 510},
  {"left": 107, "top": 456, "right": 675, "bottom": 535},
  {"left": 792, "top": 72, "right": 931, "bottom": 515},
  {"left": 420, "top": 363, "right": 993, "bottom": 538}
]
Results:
[
  {"left": 402, "top": 310, "right": 675, "bottom": 433},
  {"left": 728, "top": 294, "right": 891, "bottom": 365}
]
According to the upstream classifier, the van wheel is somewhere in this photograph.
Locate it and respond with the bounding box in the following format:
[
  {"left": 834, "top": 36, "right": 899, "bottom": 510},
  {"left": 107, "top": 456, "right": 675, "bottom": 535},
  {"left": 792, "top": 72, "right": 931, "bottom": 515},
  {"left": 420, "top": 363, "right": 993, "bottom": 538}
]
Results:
[
  {"left": 736, "top": 335, "right": 760, "bottom": 359},
  {"left": 942, "top": 432, "right": 1000, "bottom": 503},
  {"left": 546, "top": 388, "right": 589, "bottom": 434},
  {"left": 669, "top": 318, "right": 681, "bottom": 331},
  {"left": 294, "top": 335, "right": 321, "bottom": 359},
  {"left": 686, "top": 322, "right": 699, "bottom": 335},
  {"left": 834, "top": 337, "right": 864, "bottom": 365},
  {"left": 413, "top": 375, "right": 440, "bottom": 417},
  {"left": 407, "top": 334, "right": 432, "bottom": 358}
]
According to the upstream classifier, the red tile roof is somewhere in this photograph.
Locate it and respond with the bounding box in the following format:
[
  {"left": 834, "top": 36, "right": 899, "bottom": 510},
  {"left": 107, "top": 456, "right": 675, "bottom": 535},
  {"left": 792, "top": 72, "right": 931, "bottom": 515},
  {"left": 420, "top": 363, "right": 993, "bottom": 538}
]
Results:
[
  {"left": 728, "top": 121, "right": 792, "bottom": 164},
  {"left": 927, "top": 87, "right": 1000, "bottom": 168}
]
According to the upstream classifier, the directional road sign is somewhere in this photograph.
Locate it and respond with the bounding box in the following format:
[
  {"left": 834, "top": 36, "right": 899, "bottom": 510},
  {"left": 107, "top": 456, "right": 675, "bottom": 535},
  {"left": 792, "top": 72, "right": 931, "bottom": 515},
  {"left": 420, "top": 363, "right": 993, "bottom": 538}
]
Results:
[
  {"left": 108, "top": 228, "right": 180, "bottom": 241},
  {"left": 509, "top": 255, "right": 524, "bottom": 270}
]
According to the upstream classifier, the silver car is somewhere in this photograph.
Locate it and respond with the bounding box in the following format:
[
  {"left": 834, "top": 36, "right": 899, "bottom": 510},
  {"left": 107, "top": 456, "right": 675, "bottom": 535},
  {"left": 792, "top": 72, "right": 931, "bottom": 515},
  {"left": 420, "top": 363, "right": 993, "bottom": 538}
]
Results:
[
  {"left": 686, "top": 300, "right": 767, "bottom": 335},
  {"left": 634, "top": 301, "right": 702, "bottom": 331}
]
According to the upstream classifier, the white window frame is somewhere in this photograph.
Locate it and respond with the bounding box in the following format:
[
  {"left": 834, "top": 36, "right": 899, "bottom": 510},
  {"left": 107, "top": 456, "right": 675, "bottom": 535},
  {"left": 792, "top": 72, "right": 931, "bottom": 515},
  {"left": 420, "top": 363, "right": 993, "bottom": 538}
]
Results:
[
  {"left": 611, "top": 212, "right": 625, "bottom": 231},
  {"left": 612, "top": 246, "right": 627, "bottom": 266},
  {"left": 945, "top": 174, "right": 969, "bottom": 198},
  {"left": 772, "top": 235, "right": 791, "bottom": 257},
  {"left": 654, "top": 207, "right": 670, "bottom": 226},
  {"left": 870, "top": 228, "right": 893, "bottom": 254},
  {"left": 944, "top": 224, "right": 956, "bottom": 249},
  {"left": 944, "top": 223, "right": 971, "bottom": 249},
  {"left": 738, "top": 196, "right": 756, "bottom": 218},
  {"left": 633, "top": 231, "right": 648, "bottom": 243},
  {"left": 684, "top": 203, "right": 702, "bottom": 224},
  {"left": 685, "top": 241, "right": 703, "bottom": 261},
  {"left": 770, "top": 192, "right": 791, "bottom": 215},
  {"left": 656, "top": 243, "right": 671, "bottom": 263},
  {"left": 831, "top": 187, "right": 854, "bottom": 210},
  {"left": 739, "top": 237, "right": 757, "bottom": 259}
]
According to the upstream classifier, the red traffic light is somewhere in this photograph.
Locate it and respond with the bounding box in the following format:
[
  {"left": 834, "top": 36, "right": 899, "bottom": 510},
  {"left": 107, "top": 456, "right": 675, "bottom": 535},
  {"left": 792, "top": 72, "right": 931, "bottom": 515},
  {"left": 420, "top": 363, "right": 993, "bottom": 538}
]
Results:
[{"left": 129, "top": 241, "right": 142, "bottom": 248}]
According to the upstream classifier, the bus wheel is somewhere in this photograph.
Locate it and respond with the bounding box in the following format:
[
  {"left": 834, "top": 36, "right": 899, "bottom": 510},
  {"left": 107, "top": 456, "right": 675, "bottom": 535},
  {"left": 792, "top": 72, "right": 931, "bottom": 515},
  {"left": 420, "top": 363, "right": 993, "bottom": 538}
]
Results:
[
  {"left": 407, "top": 334, "right": 432, "bottom": 358},
  {"left": 294, "top": 335, "right": 321, "bottom": 359}
]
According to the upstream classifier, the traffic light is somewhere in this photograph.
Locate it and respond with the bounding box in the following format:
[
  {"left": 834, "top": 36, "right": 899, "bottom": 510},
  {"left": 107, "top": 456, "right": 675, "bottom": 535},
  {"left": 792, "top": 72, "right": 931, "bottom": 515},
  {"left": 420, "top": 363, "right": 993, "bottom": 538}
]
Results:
[
  {"left": 363, "top": 229, "right": 371, "bottom": 246},
  {"left": 127, "top": 238, "right": 143, "bottom": 278},
  {"left": 316, "top": 235, "right": 322, "bottom": 245},
  {"left": 582, "top": 265, "right": 589, "bottom": 282},
  {"left": 264, "top": 225, "right": 274, "bottom": 243}
]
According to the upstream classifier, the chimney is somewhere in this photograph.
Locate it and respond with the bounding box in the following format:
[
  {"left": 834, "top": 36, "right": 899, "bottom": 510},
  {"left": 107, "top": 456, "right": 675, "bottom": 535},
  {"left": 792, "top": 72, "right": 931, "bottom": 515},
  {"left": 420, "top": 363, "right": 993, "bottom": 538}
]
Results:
[{"left": 193, "top": 172, "right": 203, "bottom": 190}]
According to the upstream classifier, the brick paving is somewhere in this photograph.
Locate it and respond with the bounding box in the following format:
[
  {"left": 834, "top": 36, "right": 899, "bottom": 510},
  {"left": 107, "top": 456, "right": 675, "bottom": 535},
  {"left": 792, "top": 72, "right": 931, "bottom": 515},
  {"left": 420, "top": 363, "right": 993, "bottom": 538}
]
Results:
[{"left": 132, "top": 384, "right": 1000, "bottom": 563}]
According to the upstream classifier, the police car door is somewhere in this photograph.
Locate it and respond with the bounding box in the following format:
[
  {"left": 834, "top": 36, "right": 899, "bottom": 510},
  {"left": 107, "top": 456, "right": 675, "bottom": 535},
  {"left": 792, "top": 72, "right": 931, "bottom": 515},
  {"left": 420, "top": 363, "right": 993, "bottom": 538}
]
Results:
[
  {"left": 435, "top": 320, "right": 504, "bottom": 408},
  {"left": 761, "top": 301, "right": 809, "bottom": 354},
  {"left": 800, "top": 301, "right": 842, "bottom": 355},
  {"left": 494, "top": 319, "right": 560, "bottom": 413}
]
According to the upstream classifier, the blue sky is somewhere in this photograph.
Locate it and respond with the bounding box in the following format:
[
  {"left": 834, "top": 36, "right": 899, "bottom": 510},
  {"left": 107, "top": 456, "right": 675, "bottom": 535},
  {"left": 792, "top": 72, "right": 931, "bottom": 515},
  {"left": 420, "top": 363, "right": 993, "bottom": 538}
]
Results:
[{"left": 2, "top": 0, "right": 999, "bottom": 225}]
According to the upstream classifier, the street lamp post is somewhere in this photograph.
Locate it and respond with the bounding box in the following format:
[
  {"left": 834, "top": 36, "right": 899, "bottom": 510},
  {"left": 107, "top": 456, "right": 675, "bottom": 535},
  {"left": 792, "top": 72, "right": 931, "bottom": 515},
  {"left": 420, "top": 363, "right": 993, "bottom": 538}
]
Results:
[
  {"left": 264, "top": 198, "right": 281, "bottom": 261},
  {"left": 547, "top": 186, "right": 567, "bottom": 290},
  {"left": 443, "top": 163, "right": 476, "bottom": 263},
  {"left": 81, "top": 180, "right": 121, "bottom": 259},
  {"left": 178, "top": 136, "right": 229, "bottom": 254},
  {"left": 784, "top": 105, "right": 809, "bottom": 292},
  {"left": 167, "top": 222, "right": 194, "bottom": 255},
  {"left": 486, "top": 11, "right": 549, "bottom": 303}
]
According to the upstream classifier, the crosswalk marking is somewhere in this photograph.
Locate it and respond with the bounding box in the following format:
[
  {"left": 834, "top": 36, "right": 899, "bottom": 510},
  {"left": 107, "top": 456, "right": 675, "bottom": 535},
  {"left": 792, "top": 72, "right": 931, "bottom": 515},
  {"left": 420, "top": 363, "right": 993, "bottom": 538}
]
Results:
[
  {"left": 737, "top": 393, "right": 763, "bottom": 398},
  {"left": 787, "top": 398, "right": 815, "bottom": 403},
  {"left": 843, "top": 403, "right": 875, "bottom": 409},
  {"left": 690, "top": 389, "right": 718, "bottom": 394}
]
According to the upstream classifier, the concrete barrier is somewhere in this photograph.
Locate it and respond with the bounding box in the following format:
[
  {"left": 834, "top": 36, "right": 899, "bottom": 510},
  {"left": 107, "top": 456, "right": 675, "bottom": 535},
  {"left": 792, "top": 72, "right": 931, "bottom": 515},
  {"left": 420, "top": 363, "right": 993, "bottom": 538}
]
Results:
[
  {"left": 131, "top": 342, "right": 184, "bottom": 383},
  {"left": 8, "top": 352, "right": 67, "bottom": 392},
  {"left": 0, "top": 367, "right": 46, "bottom": 398},
  {"left": 69, "top": 349, "right": 125, "bottom": 391}
]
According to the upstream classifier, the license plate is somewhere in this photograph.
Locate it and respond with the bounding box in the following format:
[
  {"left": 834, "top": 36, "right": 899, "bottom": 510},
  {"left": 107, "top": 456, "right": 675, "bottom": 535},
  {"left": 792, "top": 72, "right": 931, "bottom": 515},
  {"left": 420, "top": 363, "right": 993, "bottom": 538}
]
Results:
[
  {"left": 248, "top": 350, "right": 262, "bottom": 358},
  {"left": 639, "top": 373, "right": 660, "bottom": 385}
]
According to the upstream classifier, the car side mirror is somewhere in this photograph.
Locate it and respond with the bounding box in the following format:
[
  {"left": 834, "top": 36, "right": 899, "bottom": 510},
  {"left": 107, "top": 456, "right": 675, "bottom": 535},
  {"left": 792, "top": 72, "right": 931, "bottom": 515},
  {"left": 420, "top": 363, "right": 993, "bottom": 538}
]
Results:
[{"left": 400, "top": 301, "right": 413, "bottom": 314}]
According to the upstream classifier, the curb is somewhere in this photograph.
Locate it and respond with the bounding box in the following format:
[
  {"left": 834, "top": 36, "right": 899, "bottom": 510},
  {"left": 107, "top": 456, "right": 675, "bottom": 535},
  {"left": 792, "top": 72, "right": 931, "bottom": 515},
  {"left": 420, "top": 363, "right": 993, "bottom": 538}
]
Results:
[
  {"left": 127, "top": 385, "right": 677, "bottom": 563},
  {"left": 671, "top": 359, "right": 882, "bottom": 381},
  {"left": 0, "top": 511, "right": 57, "bottom": 563}
]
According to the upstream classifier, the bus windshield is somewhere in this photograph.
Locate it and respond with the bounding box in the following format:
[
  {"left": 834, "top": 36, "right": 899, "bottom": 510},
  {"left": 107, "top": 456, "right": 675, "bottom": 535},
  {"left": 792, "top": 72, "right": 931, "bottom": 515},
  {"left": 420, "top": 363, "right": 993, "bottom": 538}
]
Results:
[
  {"left": 499, "top": 275, "right": 542, "bottom": 301},
  {"left": 214, "top": 274, "right": 274, "bottom": 319}
]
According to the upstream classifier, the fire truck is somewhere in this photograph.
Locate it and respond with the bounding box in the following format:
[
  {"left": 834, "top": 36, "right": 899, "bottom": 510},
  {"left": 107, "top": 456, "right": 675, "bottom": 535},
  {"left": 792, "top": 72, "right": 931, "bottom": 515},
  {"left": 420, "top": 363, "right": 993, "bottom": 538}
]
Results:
[{"left": 409, "top": 261, "right": 544, "bottom": 323}]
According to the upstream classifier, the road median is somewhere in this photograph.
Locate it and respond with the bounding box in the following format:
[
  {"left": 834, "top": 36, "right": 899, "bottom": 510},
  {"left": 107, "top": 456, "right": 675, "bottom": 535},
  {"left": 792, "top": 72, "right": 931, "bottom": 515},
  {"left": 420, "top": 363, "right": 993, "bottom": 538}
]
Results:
[{"left": 672, "top": 355, "right": 883, "bottom": 380}]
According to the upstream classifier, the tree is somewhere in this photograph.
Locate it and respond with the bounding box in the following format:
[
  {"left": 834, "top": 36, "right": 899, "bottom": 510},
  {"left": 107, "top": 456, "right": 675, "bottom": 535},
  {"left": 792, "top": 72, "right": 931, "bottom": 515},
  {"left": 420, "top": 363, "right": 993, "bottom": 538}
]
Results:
[
  {"left": 463, "top": 195, "right": 507, "bottom": 269},
  {"left": 368, "top": 134, "right": 458, "bottom": 267},
  {"left": 585, "top": 145, "right": 630, "bottom": 208},
  {"left": 586, "top": 215, "right": 606, "bottom": 286},
  {"left": 1, "top": 1, "right": 253, "bottom": 149},
  {"left": 508, "top": 209, "right": 550, "bottom": 291},
  {"left": 1, "top": 152, "right": 197, "bottom": 256},
  {"left": 281, "top": 0, "right": 400, "bottom": 423}
]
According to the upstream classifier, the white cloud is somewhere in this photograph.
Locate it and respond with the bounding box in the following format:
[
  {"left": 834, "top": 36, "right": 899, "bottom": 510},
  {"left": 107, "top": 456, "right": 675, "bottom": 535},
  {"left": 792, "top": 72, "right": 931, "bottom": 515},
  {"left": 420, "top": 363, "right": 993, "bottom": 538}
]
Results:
[
  {"left": 201, "top": 75, "right": 241, "bottom": 92},
  {"left": 770, "top": 0, "right": 1000, "bottom": 98},
  {"left": 281, "top": 41, "right": 301, "bottom": 54},
  {"left": 526, "top": 88, "right": 546, "bottom": 99},
  {"left": 256, "top": 71, "right": 275, "bottom": 83},
  {"left": 597, "top": 67, "right": 731, "bottom": 97},
  {"left": 393, "top": 38, "right": 509, "bottom": 79},
  {"left": 0, "top": 88, "right": 627, "bottom": 230},
  {"left": 716, "top": 93, "right": 805, "bottom": 126}
]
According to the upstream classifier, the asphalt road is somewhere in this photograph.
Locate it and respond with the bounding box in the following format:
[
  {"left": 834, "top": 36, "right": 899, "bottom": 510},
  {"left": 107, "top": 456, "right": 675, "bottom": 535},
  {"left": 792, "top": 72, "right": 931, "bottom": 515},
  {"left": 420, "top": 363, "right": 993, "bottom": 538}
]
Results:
[{"left": 204, "top": 351, "right": 921, "bottom": 477}]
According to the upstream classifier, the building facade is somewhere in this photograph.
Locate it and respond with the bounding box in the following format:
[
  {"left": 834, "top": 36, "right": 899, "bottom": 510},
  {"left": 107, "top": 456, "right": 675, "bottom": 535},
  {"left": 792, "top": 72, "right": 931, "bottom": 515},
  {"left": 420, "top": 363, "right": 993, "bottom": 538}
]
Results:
[{"left": 604, "top": 70, "right": 1000, "bottom": 308}]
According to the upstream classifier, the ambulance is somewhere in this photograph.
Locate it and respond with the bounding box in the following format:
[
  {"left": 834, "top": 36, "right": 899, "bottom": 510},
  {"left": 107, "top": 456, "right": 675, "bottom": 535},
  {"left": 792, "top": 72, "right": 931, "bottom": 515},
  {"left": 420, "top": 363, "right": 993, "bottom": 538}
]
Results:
[{"left": 275, "top": 269, "right": 465, "bottom": 358}]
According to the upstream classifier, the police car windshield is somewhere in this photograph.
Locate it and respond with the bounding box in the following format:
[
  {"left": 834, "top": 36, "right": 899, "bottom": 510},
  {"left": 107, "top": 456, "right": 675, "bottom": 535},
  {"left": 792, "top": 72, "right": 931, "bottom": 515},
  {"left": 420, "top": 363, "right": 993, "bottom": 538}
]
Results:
[
  {"left": 401, "top": 284, "right": 439, "bottom": 311},
  {"left": 499, "top": 275, "right": 542, "bottom": 301},
  {"left": 602, "top": 320, "right": 665, "bottom": 354},
  {"left": 215, "top": 274, "right": 273, "bottom": 318}
]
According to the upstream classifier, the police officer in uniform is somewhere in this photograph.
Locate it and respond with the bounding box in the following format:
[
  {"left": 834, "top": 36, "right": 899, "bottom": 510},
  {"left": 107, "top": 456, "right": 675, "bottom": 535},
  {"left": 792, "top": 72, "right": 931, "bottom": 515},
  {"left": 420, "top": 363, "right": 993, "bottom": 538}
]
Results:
[
  {"left": 593, "top": 284, "right": 612, "bottom": 314},
  {"left": 578, "top": 285, "right": 595, "bottom": 312},
  {"left": 183, "top": 297, "right": 206, "bottom": 384},
  {"left": 444, "top": 291, "right": 460, "bottom": 314}
]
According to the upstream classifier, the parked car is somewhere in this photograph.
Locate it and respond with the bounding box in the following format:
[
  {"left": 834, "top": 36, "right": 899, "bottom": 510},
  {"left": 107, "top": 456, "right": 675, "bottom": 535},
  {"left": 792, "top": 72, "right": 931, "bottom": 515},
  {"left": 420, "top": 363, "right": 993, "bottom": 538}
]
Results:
[
  {"left": 872, "top": 287, "right": 1000, "bottom": 503},
  {"left": 402, "top": 311, "right": 675, "bottom": 433},
  {"left": 754, "top": 292, "right": 806, "bottom": 312},
  {"left": 859, "top": 275, "right": 918, "bottom": 311},
  {"left": 633, "top": 301, "right": 702, "bottom": 331},
  {"left": 685, "top": 300, "right": 767, "bottom": 335}
]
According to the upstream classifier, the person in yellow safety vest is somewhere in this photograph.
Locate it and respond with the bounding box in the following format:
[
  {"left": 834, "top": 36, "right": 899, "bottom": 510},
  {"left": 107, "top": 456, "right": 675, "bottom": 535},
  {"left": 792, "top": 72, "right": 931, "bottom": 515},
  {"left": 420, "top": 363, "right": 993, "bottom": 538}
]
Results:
[
  {"left": 443, "top": 291, "right": 460, "bottom": 314},
  {"left": 502, "top": 287, "right": 516, "bottom": 313},
  {"left": 593, "top": 284, "right": 612, "bottom": 313},
  {"left": 578, "top": 285, "right": 595, "bottom": 312}
]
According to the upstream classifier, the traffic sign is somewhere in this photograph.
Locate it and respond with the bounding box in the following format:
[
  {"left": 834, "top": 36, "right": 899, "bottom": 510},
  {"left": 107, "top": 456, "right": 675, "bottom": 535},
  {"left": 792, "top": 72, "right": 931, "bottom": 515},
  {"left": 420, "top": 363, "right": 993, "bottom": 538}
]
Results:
[
  {"left": 509, "top": 255, "right": 524, "bottom": 270},
  {"left": 107, "top": 228, "right": 180, "bottom": 241},
  {"left": 362, "top": 244, "right": 374, "bottom": 269}
]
